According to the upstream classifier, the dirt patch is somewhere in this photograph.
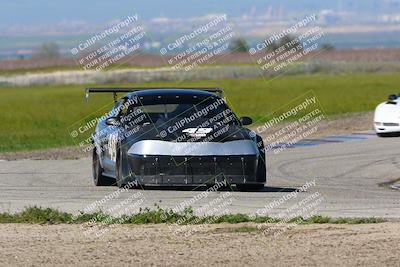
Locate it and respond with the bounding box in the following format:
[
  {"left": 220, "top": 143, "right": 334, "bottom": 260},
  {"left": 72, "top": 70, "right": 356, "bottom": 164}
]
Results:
[
  {"left": 0, "top": 146, "right": 89, "bottom": 161},
  {"left": 308, "top": 112, "right": 374, "bottom": 137},
  {"left": 253, "top": 111, "right": 374, "bottom": 142},
  {"left": 0, "top": 222, "right": 398, "bottom": 266}
]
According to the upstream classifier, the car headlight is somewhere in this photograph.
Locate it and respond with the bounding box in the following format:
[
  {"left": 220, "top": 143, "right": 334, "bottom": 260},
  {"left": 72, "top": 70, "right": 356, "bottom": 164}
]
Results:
[{"left": 374, "top": 122, "right": 382, "bottom": 126}]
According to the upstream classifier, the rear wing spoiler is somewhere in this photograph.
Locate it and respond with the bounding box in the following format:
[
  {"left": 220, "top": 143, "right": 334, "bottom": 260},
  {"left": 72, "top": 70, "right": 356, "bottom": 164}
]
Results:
[{"left": 85, "top": 87, "right": 224, "bottom": 103}]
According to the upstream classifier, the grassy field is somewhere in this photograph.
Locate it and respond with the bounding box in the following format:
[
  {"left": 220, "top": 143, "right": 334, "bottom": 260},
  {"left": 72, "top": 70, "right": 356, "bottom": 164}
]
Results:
[{"left": 0, "top": 72, "right": 399, "bottom": 152}]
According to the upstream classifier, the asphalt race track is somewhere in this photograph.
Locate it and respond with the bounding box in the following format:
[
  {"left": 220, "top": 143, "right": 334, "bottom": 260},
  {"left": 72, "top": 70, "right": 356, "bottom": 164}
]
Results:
[{"left": 1, "top": 134, "right": 399, "bottom": 219}]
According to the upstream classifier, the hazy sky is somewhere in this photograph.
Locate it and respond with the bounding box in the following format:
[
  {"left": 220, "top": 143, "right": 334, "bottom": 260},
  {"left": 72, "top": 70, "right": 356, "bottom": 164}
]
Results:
[{"left": 0, "top": 0, "right": 387, "bottom": 26}]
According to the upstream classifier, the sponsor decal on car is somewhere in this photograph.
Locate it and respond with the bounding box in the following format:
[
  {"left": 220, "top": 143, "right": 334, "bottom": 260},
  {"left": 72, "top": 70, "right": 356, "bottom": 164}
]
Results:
[{"left": 182, "top": 127, "right": 213, "bottom": 137}]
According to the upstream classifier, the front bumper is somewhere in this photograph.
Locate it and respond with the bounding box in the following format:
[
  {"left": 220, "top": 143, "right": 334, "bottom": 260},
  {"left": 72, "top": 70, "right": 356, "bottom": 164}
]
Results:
[
  {"left": 126, "top": 154, "right": 262, "bottom": 185},
  {"left": 374, "top": 123, "right": 400, "bottom": 133},
  {"left": 122, "top": 139, "right": 264, "bottom": 185}
]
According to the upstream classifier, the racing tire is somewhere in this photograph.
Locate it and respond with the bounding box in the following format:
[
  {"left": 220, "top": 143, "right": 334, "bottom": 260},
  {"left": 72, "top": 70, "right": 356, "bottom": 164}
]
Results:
[
  {"left": 115, "top": 146, "right": 138, "bottom": 189},
  {"left": 377, "top": 132, "right": 400, "bottom": 137},
  {"left": 115, "top": 147, "right": 125, "bottom": 188},
  {"left": 256, "top": 134, "right": 267, "bottom": 182},
  {"left": 92, "top": 149, "right": 114, "bottom": 186}
]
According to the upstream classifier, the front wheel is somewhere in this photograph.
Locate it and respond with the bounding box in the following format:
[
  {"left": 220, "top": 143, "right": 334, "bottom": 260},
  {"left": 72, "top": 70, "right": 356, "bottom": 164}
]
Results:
[
  {"left": 115, "top": 148, "right": 125, "bottom": 188},
  {"left": 93, "top": 149, "right": 114, "bottom": 186}
]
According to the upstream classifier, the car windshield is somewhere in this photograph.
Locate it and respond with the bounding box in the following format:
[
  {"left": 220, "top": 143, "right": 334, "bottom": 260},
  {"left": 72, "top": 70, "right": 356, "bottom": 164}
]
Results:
[{"left": 121, "top": 96, "right": 238, "bottom": 126}]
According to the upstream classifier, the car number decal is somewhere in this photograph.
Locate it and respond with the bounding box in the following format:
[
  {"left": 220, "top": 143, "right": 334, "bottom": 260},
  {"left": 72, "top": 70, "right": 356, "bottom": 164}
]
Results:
[
  {"left": 108, "top": 133, "right": 118, "bottom": 162},
  {"left": 182, "top": 127, "right": 213, "bottom": 137}
]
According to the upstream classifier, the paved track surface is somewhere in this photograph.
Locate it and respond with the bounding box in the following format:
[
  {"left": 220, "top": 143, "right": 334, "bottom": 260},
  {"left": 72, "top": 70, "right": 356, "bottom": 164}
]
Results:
[{"left": 0, "top": 134, "right": 399, "bottom": 218}]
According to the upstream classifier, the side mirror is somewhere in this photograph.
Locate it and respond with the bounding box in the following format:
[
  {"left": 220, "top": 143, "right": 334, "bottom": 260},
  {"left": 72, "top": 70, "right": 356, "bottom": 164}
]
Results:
[
  {"left": 239, "top": 116, "right": 253, "bottom": 126},
  {"left": 106, "top": 117, "right": 121, "bottom": 126}
]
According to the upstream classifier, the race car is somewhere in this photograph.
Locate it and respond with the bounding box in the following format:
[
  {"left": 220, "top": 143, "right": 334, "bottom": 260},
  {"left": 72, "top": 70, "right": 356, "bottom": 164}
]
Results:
[
  {"left": 87, "top": 88, "right": 266, "bottom": 191},
  {"left": 374, "top": 94, "right": 400, "bottom": 137}
]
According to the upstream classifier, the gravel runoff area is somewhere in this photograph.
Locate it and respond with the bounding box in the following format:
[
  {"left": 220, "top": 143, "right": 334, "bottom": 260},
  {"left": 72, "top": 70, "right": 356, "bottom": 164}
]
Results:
[
  {"left": 0, "top": 223, "right": 399, "bottom": 267},
  {"left": 0, "top": 112, "right": 373, "bottom": 161}
]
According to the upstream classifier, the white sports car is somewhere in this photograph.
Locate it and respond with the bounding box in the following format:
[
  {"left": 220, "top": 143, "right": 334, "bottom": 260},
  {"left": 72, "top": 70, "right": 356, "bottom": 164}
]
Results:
[{"left": 374, "top": 94, "right": 400, "bottom": 137}]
